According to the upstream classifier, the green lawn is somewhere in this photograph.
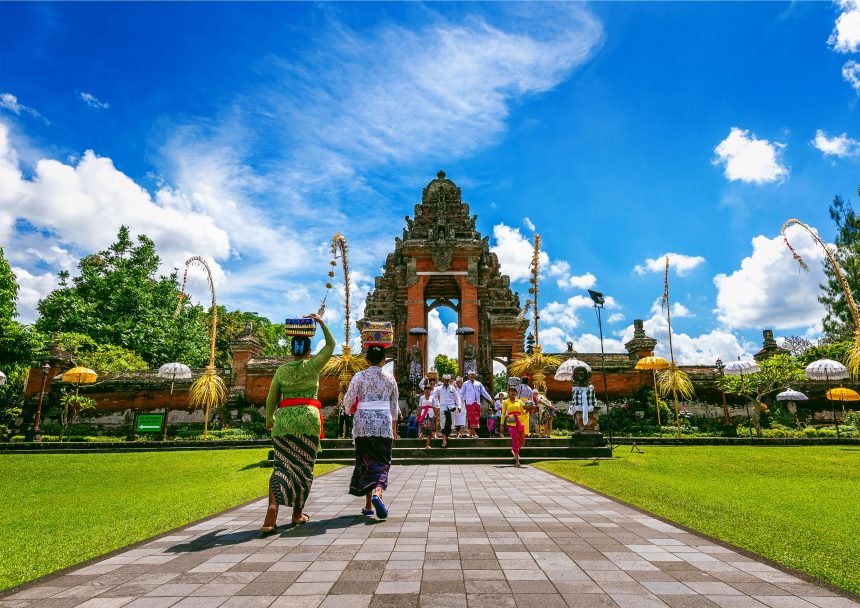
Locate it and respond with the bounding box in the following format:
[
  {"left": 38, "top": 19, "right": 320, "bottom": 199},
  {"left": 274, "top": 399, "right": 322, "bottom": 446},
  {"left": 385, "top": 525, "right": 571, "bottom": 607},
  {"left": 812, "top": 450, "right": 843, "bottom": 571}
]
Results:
[
  {"left": 0, "top": 450, "right": 342, "bottom": 591},
  {"left": 535, "top": 446, "right": 860, "bottom": 594}
]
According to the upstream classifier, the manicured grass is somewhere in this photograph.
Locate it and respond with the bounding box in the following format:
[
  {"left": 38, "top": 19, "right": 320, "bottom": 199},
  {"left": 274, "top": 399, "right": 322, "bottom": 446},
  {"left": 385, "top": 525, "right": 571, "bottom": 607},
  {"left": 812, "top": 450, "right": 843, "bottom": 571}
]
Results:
[
  {"left": 535, "top": 446, "right": 860, "bottom": 594},
  {"left": 0, "top": 450, "right": 342, "bottom": 591}
]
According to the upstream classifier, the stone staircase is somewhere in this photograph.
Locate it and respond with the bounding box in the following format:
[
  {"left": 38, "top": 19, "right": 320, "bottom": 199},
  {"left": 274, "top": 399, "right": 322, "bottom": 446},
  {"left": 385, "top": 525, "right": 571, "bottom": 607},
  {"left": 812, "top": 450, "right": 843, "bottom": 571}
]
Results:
[{"left": 310, "top": 433, "right": 611, "bottom": 465}]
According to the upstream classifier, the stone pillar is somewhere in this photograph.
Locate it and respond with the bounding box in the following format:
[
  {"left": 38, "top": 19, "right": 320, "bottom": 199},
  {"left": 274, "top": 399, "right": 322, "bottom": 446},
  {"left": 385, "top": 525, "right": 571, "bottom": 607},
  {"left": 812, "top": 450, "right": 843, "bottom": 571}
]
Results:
[
  {"left": 230, "top": 322, "right": 262, "bottom": 399},
  {"left": 406, "top": 276, "right": 429, "bottom": 373},
  {"left": 457, "top": 277, "right": 479, "bottom": 376},
  {"left": 624, "top": 319, "right": 657, "bottom": 360},
  {"left": 754, "top": 329, "right": 789, "bottom": 361}
]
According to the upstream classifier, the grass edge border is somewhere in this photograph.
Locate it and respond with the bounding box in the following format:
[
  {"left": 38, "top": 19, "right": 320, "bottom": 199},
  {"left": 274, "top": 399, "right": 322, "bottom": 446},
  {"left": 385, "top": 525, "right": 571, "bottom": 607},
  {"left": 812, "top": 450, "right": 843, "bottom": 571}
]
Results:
[
  {"left": 0, "top": 464, "right": 345, "bottom": 598},
  {"left": 532, "top": 461, "right": 860, "bottom": 602}
]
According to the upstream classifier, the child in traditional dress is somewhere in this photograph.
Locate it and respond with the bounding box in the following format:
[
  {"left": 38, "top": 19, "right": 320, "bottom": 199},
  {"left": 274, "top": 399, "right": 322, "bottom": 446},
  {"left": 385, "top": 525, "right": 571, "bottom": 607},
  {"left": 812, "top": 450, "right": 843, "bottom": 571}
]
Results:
[
  {"left": 485, "top": 404, "right": 497, "bottom": 438},
  {"left": 417, "top": 385, "right": 437, "bottom": 449}
]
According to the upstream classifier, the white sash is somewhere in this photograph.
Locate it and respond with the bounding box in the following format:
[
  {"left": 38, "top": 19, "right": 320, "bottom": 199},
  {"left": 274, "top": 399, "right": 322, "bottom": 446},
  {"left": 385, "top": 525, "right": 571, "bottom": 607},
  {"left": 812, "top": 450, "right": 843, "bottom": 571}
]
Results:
[{"left": 357, "top": 400, "right": 390, "bottom": 411}]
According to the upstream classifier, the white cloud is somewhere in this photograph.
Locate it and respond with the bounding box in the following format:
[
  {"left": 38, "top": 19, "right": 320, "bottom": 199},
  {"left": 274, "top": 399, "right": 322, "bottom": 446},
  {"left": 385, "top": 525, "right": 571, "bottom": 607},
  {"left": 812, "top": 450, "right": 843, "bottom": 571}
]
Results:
[
  {"left": 427, "top": 308, "right": 458, "bottom": 367},
  {"left": 829, "top": 0, "right": 860, "bottom": 53},
  {"left": 812, "top": 129, "right": 860, "bottom": 157},
  {"left": 11, "top": 266, "right": 56, "bottom": 324},
  {"left": 608, "top": 313, "right": 625, "bottom": 323},
  {"left": 79, "top": 92, "right": 110, "bottom": 110},
  {"left": 0, "top": 93, "right": 47, "bottom": 123},
  {"left": 713, "top": 127, "right": 788, "bottom": 184},
  {"left": 714, "top": 226, "right": 827, "bottom": 331},
  {"left": 843, "top": 60, "right": 860, "bottom": 93},
  {"left": 491, "top": 223, "right": 548, "bottom": 282},
  {"left": 523, "top": 217, "right": 536, "bottom": 231},
  {"left": 548, "top": 259, "right": 597, "bottom": 289},
  {"left": 540, "top": 294, "right": 619, "bottom": 332},
  {"left": 634, "top": 252, "right": 706, "bottom": 276}
]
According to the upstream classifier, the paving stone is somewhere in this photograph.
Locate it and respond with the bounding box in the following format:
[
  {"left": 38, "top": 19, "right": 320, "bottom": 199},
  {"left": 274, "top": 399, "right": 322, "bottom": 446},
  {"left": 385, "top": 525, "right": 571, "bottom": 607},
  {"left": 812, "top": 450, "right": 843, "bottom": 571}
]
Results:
[{"left": 7, "top": 467, "right": 858, "bottom": 608}]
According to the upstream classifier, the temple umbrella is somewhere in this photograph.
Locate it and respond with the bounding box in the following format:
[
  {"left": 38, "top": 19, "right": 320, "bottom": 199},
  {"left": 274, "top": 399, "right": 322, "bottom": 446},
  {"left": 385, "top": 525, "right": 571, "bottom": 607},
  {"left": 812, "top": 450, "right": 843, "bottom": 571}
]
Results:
[
  {"left": 826, "top": 387, "right": 860, "bottom": 401},
  {"left": 722, "top": 359, "right": 760, "bottom": 436},
  {"left": 157, "top": 362, "right": 192, "bottom": 441},
  {"left": 776, "top": 387, "right": 807, "bottom": 423},
  {"left": 0, "top": 370, "right": 6, "bottom": 386},
  {"left": 554, "top": 357, "right": 592, "bottom": 382},
  {"left": 635, "top": 356, "right": 670, "bottom": 432},
  {"left": 806, "top": 359, "right": 849, "bottom": 438}
]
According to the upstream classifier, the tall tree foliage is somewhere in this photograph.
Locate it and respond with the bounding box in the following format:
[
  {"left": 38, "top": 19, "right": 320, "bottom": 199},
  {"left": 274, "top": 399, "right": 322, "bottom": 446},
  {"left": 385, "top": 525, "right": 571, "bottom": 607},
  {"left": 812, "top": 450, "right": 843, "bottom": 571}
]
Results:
[
  {"left": 820, "top": 195, "right": 860, "bottom": 341},
  {"left": 36, "top": 227, "right": 209, "bottom": 367},
  {"left": 0, "top": 247, "right": 44, "bottom": 435},
  {"left": 432, "top": 354, "right": 458, "bottom": 378},
  {"left": 207, "top": 308, "right": 288, "bottom": 368}
]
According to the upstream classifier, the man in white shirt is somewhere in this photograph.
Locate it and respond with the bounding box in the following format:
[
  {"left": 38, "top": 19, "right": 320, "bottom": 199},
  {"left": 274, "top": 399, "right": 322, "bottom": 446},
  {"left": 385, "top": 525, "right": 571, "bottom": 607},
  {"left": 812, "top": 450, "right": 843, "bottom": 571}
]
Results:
[
  {"left": 460, "top": 370, "right": 493, "bottom": 437},
  {"left": 433, "top": 374, "right": 462, "bottom": 447}
]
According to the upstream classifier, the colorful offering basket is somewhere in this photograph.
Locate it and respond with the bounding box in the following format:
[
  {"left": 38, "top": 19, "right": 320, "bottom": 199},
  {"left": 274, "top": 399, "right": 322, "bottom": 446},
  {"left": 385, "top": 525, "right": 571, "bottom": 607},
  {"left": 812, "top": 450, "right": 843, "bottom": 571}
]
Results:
[
  {"left": 361, "top": 320, "right": 393, "bottom": 348},
  {"left": 284, "top": 317, "right": 317, "bottom": 337}
]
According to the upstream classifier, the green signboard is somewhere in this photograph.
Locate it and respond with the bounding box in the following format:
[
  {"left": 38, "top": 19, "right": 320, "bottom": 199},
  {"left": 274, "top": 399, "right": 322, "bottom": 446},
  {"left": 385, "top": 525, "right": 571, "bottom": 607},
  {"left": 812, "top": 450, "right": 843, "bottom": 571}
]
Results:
[{"left": 135, "top": 413, "right": 165, "bottom": 433}]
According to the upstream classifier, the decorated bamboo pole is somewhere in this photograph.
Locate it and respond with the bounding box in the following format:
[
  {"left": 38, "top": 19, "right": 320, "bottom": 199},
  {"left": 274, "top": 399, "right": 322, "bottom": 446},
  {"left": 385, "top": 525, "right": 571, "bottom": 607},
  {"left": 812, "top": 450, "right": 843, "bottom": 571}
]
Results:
[
  {"left": 782, "top": 219, "right": 860, "bottom": 378},
  {"left": 509, "top": 233, "right": 562, "bottom": 391},
  {"left": 175, "top": 256, "right": 226, "bottom": 441},
  {"left": 322, "top": 234, "right": 367, "bottom": 404},
  {"left": 658, "top": 257, "right": 694, "bottom": 437}
]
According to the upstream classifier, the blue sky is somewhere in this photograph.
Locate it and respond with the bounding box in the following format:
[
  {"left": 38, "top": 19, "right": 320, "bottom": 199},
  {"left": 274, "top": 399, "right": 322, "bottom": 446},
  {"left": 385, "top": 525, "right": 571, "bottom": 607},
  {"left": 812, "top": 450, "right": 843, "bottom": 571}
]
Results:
[{"left": 1, "top": 1, "right": 858, "bottom": 365}]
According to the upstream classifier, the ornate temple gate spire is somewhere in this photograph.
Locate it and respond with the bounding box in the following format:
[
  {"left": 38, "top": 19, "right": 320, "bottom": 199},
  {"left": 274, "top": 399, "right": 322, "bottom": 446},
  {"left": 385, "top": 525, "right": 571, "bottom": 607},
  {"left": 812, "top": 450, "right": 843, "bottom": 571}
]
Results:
[{"left": 361, "top": 171, "right": 527, "bottom": 387}]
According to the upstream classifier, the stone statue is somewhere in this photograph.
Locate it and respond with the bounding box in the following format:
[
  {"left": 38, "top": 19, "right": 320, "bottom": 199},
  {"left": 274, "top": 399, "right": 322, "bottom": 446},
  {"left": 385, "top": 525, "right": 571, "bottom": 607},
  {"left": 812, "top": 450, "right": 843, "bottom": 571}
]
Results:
[{"left": 569, "top": 366, "right": 599, "bottom": 431}]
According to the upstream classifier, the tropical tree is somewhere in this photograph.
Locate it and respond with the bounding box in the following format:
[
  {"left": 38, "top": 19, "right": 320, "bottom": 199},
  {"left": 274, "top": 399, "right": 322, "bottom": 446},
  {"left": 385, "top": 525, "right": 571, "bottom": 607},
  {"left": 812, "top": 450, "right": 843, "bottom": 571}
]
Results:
[
  {"left": 54, "top": 332, "right": 147, "bottom": 372},
  {"left": 433, "top": 354, "right": 458, "bottom": 378},
  {"left": 819, "top": 194, "right": 860, "bottom": 342},
  {"left": 36, "top": 226, "right": 209, "bottom": 366},
  {"left": 716, "top": 354, "right": 805, "bottom": 436}
]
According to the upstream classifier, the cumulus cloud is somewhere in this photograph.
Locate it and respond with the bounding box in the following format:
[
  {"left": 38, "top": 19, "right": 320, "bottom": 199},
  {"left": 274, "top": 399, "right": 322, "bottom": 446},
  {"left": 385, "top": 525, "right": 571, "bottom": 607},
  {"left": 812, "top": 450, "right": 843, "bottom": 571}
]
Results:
[
  {"left": 540, "top": 294, "right": 619, "bottom": 332},
  {"left": 608, "top": 313, "right": 625, "bottom": 323},
  {"left": 829, "top": 0, "right": 860, "bottom": 53},
  {"left": 813, "top": 129, "right": 860, "bottom": 157},
  {"left": 713, "top": 127, "right": 788, "bottom": 184},
  {"left": 491, "top": 223, "right": 547, "bottom": 282},
  {"left": 79, "top": 92, "right": 110, "bottom": 110},
  {"left": 714, "top": 226, "right": 827, "bottom": 331},
  {"left": 634, "top": 253, "right": 706, "bottom": 276},
  {"left": 427, "top": 308, "right": 458, "bottom": 366},
  {"left": 0, "top": 93, "right": 47, "bottom": 123},
  {"left": 11, "top": 266, "right": 56, "bottom": 323},
  {"left": 843, "top": 60, "right": 860, "bottom": 93},
  {"left": 548, "top": 260, "right": 597, "bottom": 289}
]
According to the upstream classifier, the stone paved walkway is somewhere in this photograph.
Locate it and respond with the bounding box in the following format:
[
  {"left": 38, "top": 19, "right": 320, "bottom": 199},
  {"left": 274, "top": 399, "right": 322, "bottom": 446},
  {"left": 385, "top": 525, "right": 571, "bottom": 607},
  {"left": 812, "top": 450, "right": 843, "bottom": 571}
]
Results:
[{"left": 3, "top": 466, "right": 857, "bottom": 608}]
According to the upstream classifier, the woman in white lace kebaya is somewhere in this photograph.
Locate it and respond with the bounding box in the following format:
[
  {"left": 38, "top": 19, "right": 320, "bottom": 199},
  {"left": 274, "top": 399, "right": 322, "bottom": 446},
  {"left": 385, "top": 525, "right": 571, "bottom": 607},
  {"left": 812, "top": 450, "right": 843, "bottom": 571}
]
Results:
[{"left": 343, "top": 345, "right": 399, "bottom": 519}]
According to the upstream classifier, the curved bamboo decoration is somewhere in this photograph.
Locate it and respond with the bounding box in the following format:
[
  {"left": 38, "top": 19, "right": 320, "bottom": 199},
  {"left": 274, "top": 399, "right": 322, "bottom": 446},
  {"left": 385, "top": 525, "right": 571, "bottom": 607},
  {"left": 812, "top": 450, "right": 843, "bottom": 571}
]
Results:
[
  {"left": 321, "top": 234, "right": 367, "bottom": 405},
  {"left": 782, "top": 218, "right": 860, "bottom": 378},
  {"left": 175, "top": 256, "right": 226, "bottom": 440},
  {"left": 657, "top": 256, "right": 695, "bottom": 437},
  {"left": 509, "top": 233, "right": 561, "bottom": 393}
]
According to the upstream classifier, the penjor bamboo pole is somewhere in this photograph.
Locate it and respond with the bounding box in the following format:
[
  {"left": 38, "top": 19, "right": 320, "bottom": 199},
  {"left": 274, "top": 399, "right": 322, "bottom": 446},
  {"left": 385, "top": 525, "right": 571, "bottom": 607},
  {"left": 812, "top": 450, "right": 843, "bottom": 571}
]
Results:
[{"left": 664, "top": 257, "right": 682, "bottom": 438}]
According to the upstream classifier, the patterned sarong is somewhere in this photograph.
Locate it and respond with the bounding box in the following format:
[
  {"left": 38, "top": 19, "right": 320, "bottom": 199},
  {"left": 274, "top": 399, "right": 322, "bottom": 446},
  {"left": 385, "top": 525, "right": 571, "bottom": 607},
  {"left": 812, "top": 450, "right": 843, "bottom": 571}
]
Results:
[
  {"left": 349, "top": 436, "right": 393, "bottom": 496},
  {"left": 270, "top": 434, "right": 317, "bottom": 508},
  {"left": 466, "top": 402, "right": 481, "bottom": 427}
]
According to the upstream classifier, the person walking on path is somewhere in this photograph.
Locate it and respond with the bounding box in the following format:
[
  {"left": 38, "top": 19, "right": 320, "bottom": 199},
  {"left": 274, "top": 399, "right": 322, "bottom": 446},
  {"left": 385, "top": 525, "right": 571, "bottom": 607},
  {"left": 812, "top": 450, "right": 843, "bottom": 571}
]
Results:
[
  {"left": 460, "top": 370, "right": 492, "bottom": 437},
  {"left": 344, "top": 344, "right": 399, "bottom": 520},
  {"left": 433, "top": 374, "right": 461, "bottom": 447},
  {"left": 493, "top": 391, "right": 505, "bottom": 437},
  {"left": 515, "top": 376, "right": 537, "bottom": 437},
  {"left": 261, "top": 313, "right": 334, "bottom": 533},
  {"left": 417, "top": 385, "right": 437, "bottom": 448},
  {"left": 502, "top": 383, "right": 528, "bottom": 468}
]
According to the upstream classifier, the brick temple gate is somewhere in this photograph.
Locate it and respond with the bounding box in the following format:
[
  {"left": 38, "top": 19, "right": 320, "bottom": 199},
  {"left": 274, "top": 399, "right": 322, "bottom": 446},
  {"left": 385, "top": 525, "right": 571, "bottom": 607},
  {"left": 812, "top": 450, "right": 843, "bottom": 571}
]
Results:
[{"left": 361, "top": 171, "right": 528, "bottom": 384}]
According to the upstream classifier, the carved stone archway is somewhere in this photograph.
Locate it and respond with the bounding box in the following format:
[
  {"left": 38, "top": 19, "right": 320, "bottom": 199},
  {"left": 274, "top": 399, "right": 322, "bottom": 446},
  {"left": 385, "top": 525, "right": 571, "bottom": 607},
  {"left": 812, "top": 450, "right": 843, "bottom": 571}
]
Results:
[{"left": 361, "top": 171, "right": 528, "bottom": 388}]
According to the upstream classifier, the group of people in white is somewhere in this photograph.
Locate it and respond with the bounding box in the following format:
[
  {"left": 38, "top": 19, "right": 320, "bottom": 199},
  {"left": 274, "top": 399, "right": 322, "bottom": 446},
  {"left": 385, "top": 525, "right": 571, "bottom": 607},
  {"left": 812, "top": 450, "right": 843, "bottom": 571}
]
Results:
[{"left": 414, "top": 370, "right": 557, "bottom": 449}]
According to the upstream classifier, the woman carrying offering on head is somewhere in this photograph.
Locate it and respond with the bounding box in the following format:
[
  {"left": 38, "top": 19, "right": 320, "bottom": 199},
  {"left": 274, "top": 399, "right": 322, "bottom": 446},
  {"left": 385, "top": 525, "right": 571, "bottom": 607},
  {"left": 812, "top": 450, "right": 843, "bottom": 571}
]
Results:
[
  {"left": 261, "top": 313, "right": 334, "bottom": 533},
  {"left": 502, "top": 381, "right": 528, "bottom": 468},
  {"left": 344, "top": 321, "right": 399, "bottom": 520}
]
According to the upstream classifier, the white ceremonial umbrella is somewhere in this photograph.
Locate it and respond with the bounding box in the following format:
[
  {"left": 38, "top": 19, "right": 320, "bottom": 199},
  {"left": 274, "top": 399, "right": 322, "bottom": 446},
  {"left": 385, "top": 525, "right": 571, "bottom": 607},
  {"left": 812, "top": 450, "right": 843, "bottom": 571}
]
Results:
[
  {"left": 157, "top": 362, "right": 192, "bottom": 440},
  {"left": 804, "top": 359, "right": 849, "bottom": 381},
  {"left": 0, "top": 370, "right": 6, "bottom": 386},
  {"left": 776, "top": 388, "right": 808, "bottom": 402},
  {"left": 722, "top": 358, "right": 760, "bottom": 435},
  {"left": 805, "top": 359, "right": 850, "bottom": 438},
  {"left": 553, "top": 357, "right": 592, "bottom": 382}
]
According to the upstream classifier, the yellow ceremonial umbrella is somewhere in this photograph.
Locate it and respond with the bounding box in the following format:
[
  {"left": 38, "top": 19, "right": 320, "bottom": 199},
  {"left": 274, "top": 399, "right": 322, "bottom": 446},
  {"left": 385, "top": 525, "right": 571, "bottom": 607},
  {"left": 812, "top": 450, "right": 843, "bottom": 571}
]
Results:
[
  {"left": 635, "top": 356, "right": 670, "bottom": 433},
  {"left": 62, "top": 366, "right": 98, "bottom": 401},
  {"left": 826, "top": 387, "right": 860, "bottom": 401}
]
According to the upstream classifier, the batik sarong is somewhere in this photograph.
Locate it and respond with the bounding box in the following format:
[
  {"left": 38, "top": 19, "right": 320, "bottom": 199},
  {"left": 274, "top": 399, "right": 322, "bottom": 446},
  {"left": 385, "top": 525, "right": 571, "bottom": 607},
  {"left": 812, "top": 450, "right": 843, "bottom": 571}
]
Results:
[
  {"left": 348, "top": 436, "right": 393, "bottom": 496},
  {"left": 270, "top": 433, "right": 318, "bottom": 507},
  {"left": 466, "top": 402, "right": 481, "bottom": 427}
]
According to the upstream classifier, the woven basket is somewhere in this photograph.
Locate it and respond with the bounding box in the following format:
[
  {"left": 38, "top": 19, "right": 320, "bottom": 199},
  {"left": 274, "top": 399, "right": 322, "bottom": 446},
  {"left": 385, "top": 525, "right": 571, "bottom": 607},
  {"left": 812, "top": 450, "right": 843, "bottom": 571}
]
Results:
[
  {"left": 361, "top": 320, "right": 393, "bottom": 348},
  {"left": 284, "top": 318, "right": 316, "bottom": 337}
]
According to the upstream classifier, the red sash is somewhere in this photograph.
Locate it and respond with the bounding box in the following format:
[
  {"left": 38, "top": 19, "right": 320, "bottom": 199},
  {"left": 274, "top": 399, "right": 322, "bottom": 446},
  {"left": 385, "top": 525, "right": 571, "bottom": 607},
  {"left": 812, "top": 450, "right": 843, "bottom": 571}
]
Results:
[
  {"left": 418, "top": 404, "right": 434, "bottom": 423},
  {"left": 278, "top": 398, "right": 325, "bottom": 439}
]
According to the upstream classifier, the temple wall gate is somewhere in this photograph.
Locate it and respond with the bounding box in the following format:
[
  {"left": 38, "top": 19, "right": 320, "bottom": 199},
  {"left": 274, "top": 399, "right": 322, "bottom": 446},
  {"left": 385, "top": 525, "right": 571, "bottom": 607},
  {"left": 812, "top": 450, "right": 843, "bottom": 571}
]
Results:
[{"left": 361, "top": 171, "right": 528, "bottom": 388}]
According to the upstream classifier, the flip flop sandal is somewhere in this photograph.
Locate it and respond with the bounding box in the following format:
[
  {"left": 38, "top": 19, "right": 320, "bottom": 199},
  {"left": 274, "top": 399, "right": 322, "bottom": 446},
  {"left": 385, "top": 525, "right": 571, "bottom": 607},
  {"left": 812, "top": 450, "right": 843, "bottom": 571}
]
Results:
[
  {"left": 259, "top": 524, "right": 278, "bottom": 535},
  {"left": 361, "top": 508, "right": 374, "bottom": 516},
  {"left": 371, "top": 495, "right": 388, "bottom": 520}
]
